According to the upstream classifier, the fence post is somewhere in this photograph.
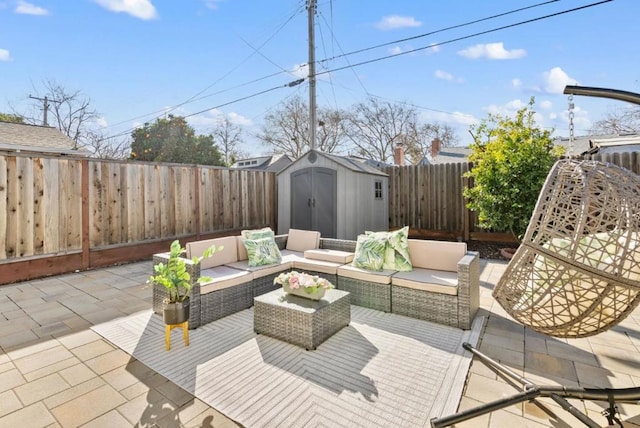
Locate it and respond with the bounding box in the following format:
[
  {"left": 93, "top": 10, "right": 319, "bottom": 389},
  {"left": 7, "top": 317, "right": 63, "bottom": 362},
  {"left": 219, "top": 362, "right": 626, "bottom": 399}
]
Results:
[
  {"left": 81, "top": 159, "right": 90, "bottom": 269},
  {"left": 194, "top": 165, "right": 201, "bottom": 240}
]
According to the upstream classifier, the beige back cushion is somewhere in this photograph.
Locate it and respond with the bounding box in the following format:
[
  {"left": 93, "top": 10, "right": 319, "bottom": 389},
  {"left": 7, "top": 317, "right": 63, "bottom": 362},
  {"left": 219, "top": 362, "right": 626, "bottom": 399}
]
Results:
[
  {"left": 408, "top": 239, "right": 466, "bottom": 272},
  {"left": 186, "top": 236, "right": 238, "bottom": 269},
  {"left": 236, "top": 236, "right": 248, "bottom": 261},
  {"left": 286, "top": 229, "right": 320, "bottom": 252}
]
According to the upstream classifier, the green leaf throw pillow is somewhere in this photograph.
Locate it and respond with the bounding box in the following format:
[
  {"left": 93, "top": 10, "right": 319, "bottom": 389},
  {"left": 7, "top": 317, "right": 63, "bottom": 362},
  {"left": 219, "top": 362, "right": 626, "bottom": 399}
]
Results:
[
  {"left": 365, "top": 226, "right": 412, "bottom": 271},
  {"left": 244, "top": 237, "right": 282, "bottom": 267},
  {"left": 352, "top": 234, "right": 386, "bottom": 271},
  {"left": 241, "top": 227, "right": 275, "bottom": 240}
]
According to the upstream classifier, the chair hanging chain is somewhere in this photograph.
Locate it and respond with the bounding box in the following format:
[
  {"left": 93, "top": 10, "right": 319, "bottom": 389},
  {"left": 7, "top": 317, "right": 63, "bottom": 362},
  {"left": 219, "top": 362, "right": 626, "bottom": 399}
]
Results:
[{"left": 568, "top": 94, "right": 575, "bottom": 157}]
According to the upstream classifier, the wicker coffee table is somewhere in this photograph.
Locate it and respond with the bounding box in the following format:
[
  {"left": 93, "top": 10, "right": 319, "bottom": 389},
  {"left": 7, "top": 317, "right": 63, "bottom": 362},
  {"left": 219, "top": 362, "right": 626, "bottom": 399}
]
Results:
[{"left": 253, "top": 288, "right": 350, "bottom": 350}]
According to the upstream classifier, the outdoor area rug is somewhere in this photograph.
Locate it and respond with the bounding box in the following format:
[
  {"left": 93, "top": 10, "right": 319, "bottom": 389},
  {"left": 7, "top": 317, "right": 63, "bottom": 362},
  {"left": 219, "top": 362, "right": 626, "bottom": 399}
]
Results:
[{"left": 92, "top": 306, "right": 484, "bottom": 427}]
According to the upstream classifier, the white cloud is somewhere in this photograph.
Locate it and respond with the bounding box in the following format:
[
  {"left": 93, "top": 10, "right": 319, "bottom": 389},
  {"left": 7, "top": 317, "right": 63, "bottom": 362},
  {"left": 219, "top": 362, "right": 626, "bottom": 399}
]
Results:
[
  {"left": 202, "top": 0, "right": 223, "bottom": 9},
  {"left": 375, "top": 15, "right": 422, "bottom": 31},
  {"left": 435, "top": 70, "right": 453, "bottom": 81},
  {"left": 539, "top": 100, "right": 553, "bottom": 110},
  {"left": 458, "top": 42, "right": 526, "bottom": 60},
  {"left": 549, "top": 112, "right": 557, "bottom": 120},
  {"left": 187, "top": 109, "right": 252, "bottom": 132},
  {"left": 15, "top": 1, "right": 48, "bottom": 15},
  {"left": 0, "top": 48, "right": 11, "bottom": 61},
  {"left": 95, "top": 117, "right": 108, "bottom": 128},
  {"left": 93, "top": 0, "right": 157, "bottom": 20},
  {"left": 434, "top": 70, "right": 463, "bottom": 83},
  {"left": 511, "top": 78, "right": 522, "bottom": 89},
  {"left": 227, "top": 112, "right": 252, "bottom": 127},
  {"left": 389, "top": 46, "right": 403, "bottom": 55},
  {"left": 291, "top": 63, "right": 330, "bottom": 81},
  {"left": 426, "top": 43, "right": 440, "bottom": 55},
  {"left": 484, "top": 99, "right": 527, "bottom": 116},
  {"left": 419, "top": 110, "right": 478, "bottom": 127},
  {"left": 542, "top": 66, "right": 577, "bottom": 94}
]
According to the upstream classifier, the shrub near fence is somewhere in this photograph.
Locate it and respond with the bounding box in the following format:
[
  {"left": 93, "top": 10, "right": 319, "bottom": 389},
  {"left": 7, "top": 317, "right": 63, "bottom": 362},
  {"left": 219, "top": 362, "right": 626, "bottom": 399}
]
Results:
[
  {"left": 384, "top": 151, "right": 640, "bottom": 242},
  {"left": 0, "top": 154, "right": 276, "bottom": 285}
]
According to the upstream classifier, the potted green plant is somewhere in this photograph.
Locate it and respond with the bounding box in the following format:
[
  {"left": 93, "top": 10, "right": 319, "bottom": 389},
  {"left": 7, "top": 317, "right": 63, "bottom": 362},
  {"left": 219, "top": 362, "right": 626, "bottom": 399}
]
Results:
[{"left": 149, "top": 239, "right": 219, "bottom": 324}]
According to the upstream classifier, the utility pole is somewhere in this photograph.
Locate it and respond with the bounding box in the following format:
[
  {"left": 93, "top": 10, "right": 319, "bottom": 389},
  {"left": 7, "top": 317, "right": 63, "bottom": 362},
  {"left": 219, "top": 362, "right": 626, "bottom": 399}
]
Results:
[
  {"left": 307, "top": 0, "right": 317, "bottom": 150},
  {"left": 29, "top": 95, "right": 60, "bottom": 126}
]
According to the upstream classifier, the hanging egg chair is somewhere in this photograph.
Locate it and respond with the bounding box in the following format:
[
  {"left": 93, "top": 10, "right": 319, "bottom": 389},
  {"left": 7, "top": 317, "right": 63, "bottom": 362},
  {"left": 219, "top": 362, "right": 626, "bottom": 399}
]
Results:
[{"left": 492, "top": 158, "right": 640, "bottom": 338}]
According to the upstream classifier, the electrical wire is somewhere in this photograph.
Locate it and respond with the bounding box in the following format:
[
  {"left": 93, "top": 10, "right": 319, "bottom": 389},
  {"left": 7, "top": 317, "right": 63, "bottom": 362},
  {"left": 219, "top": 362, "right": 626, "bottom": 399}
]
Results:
[
  {"left": 101, "top": 0, "right": 560, "bottom": 134},
  {"left": 315, "top": 0, "right": 560, "bottom": 67},
  {"left": 316, "top": 0, "right": 613, "bottom": 77},
  {"left": 100, "top": 0, "right": 612, "bottom": 142}
]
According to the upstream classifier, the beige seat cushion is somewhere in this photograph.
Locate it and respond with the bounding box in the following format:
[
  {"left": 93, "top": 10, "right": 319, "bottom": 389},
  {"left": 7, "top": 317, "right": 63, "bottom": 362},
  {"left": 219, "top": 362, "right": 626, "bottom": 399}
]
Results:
[
  {"left": 200, "top": 266, "right": 252, "bottom": 293},
  {"left": 408, "top": 239, "right": 466, "bottom": 272},
  {"left": 187, "top": 236, "right": 238, "bottom": 269},
  {"left": 392, "top": 268, "right": 458, "bottom": 296},
  {"left": 225, "top": 260, "right": 292, "bottom": 279},
  {"left": 337, "top": 264, "right": 395, "bottom": 284},
  {"left": 304, "top": 249, "right": 354, "bottom": 264},
  {"left": 294, "top": 258, "right": 342, "bottom": 275},
  {"left": 286, "top": 229, "right": 320, "bottom": 252},
  {"left": 280, "top": 249, "right": 306, "bottom": 263}
]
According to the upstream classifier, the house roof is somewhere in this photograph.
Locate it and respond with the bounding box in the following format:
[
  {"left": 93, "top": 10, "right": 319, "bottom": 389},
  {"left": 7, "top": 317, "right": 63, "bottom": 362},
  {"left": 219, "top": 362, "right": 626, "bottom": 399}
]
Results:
[
  {"left": 0, "top": 121, "right": 87, "bottom": 156},
  {"left": 231, "top": 153, "right": 294, "bottom": 172},
  {"left": 554, "top": 133, "right": 640, "bottom": 155},
  {"left": 420, "top": 146, "right": 472, "bottom": 165}
]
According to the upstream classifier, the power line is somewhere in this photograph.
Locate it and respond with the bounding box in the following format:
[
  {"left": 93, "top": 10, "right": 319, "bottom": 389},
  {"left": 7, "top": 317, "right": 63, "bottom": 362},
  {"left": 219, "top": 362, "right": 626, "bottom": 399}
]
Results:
[
  {"left": 101, "top": 0, "right": 612, "bottom": 142},
  {"left": 316, "top": 0, "right": 613, "bottom": 77},
  {"left": 315, "top": 0, "right": 560, "bottom": 67},
  {"left": 101, "top": 79, "right": 303, "bottom": 141},
  {"left": 102, "top": 1, "right": 558, "bottom": 134}
]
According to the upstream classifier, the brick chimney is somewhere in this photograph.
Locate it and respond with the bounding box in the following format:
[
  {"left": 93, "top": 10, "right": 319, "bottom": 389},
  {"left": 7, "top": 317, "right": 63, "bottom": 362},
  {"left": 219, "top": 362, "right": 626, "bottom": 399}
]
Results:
[
  {"left": 431, "top": 138, "right": 441, "bottom": 159},
  {"left": 393, "top": 143, "right": 405, "bottom": 166}
]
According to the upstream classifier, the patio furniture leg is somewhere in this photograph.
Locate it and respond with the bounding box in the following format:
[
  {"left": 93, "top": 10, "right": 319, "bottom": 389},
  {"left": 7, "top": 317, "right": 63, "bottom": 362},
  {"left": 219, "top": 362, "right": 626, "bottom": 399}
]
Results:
[
  {"left": 430, "top": 342, "right": 640, "bottom": 428},
  {"left": 165, "top": 321, "right": 189, "bottom": 351}
]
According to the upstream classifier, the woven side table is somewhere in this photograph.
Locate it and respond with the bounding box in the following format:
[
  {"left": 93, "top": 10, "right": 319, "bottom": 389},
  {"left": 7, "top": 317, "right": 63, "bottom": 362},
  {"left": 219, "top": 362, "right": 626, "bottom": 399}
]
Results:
[{"left": 254, "top": 288, "right": 350, "bottom": 350}]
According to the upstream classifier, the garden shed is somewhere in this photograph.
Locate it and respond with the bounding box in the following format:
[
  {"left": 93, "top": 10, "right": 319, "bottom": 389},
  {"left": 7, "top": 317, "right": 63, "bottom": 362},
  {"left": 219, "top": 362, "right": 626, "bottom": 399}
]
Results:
[{"left": 277, "top": 149, "right": 388, "bottom": 240}]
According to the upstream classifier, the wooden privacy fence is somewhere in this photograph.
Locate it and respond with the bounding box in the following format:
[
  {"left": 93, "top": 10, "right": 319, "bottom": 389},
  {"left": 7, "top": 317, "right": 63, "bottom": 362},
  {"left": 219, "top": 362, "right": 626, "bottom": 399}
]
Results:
[
  {"left": 0, "top": 154, "right": 276, "bottom": 285},
  {"left": 2, "top": 150, "right": 639, "bottom": 285},
  {"left": 384, "top": 151, "right": 640, "bottom": 242}
]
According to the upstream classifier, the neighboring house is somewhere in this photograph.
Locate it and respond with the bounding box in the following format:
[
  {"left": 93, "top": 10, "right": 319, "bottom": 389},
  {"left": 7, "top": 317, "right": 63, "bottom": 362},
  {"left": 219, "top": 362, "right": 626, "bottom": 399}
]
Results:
[
  {"left": 554, "top": 133, "right": 640, "bottom": 156},
  {"left": 0, "top": 121, "right": 88, "bottom": 156},
  {"left": 231, "top": 154, "right": 294, "bottom": 172},
  {"left": 418, "top": 139, "right": 472, "bottom": 165}
]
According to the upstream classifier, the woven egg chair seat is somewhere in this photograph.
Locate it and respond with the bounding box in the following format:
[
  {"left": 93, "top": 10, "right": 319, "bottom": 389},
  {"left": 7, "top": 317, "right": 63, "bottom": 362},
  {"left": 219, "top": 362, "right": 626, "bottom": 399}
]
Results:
[{"left": 492, "top": 159, "right": 640, "bottom": 338}]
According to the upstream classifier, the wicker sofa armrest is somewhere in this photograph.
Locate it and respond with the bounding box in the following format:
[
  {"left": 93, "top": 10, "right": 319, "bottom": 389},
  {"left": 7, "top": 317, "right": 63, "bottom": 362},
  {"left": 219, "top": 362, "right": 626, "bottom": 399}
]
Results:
[
  {"left": 456, "top": 251, "right": 480, "bottom": 329},
  {"left": 152, "top": 251, "right": 203, "bottom": 329},
  {"left": 319, "top": 237, "right": 357, "bottom": 252}
]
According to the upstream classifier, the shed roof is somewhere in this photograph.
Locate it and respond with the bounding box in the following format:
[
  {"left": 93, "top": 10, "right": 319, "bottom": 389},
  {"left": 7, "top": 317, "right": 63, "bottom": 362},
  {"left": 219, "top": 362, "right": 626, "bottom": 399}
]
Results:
[
  {"left": 277, "top": 149, "right": 388, "bottom": 177},
  {"left": 0, "top": 121, "right": 87, "bottom": 156}
]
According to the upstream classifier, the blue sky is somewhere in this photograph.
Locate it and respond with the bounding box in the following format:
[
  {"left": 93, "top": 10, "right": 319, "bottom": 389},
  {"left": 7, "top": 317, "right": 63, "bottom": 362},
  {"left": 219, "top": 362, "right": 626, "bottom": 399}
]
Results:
[{"left": 1, "top": 0, "right": 638, "bottom": 154}]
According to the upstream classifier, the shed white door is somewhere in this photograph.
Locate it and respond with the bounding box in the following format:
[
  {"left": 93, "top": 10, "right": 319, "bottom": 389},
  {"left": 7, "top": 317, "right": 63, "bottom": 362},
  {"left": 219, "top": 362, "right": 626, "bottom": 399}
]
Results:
[{"left": 290, "top": 167, "right": 337, "bottom": 238}]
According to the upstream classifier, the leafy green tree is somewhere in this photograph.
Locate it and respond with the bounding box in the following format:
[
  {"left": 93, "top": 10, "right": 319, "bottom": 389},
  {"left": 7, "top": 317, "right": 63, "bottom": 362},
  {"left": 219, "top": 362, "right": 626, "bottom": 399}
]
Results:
[
  {"left": 464, "top": 98, "right": 564, "bottom": 241},
  {"left": 130, "top": 115, "right": 224, "bottom": 166},
  {"left": 0, "top": 113, "right": 25, "bottom": 123}
]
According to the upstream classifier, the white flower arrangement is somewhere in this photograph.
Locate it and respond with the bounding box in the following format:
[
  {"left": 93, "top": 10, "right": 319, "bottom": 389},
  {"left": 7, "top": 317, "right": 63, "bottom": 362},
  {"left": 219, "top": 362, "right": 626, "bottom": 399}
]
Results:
[{"left": 273, "top": 270, "right": 333, "bottom": 295}]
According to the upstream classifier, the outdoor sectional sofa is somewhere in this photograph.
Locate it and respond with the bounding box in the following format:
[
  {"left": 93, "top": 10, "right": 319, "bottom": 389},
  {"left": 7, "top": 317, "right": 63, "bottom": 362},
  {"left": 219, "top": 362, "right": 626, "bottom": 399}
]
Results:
[{"left": 152, "top": 229, "right": 480, "bottom": 330}]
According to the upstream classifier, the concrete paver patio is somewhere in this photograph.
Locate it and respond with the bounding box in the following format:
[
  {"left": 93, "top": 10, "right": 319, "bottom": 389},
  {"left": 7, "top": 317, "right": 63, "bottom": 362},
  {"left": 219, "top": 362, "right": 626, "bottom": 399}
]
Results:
[{"left": 0, "top": 259, "right": 639, "bottom": 427}]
